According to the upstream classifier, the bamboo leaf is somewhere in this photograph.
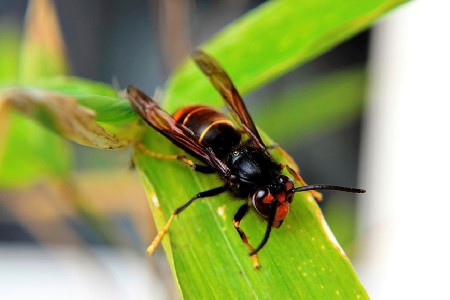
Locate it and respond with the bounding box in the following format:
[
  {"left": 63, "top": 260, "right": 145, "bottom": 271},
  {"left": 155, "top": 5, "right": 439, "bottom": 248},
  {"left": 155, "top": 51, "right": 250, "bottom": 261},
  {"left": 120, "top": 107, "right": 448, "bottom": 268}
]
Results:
[
  {"left": 0, "top": 107, "right": 71, "bottom": 187},
  {"left": 30, "top": 76, "right": 138, "bottom": 128},
  {"left": 0, "top": 85, "right": 138, "bottom": 150},
  {"left": 134, "top": 130, "right": 366, "bottom": 299},
  {"left": 131, "top": 0, "right": 409, "bottom": 298},
  {"left": 19, "top": 0, "right": 68, "bottom": 82},
  {"left": 0, "top": 18, "right": 20, "bottom": 85},
  {"left": 164, "top": 0, "right": 406, "bottom": 111},
  {"left": 254, "top": 67, "right": 366, "bottom": 146},
  {"left": 0, "top": 0, "right": 73, "bottom": 187}
]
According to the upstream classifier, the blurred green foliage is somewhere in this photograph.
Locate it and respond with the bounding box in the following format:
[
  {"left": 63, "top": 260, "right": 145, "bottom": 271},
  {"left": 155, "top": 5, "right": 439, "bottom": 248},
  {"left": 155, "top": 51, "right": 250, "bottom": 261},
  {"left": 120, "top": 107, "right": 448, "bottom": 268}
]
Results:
[{"left": 0, "top": 7, "right": 72, "bottom": 187}]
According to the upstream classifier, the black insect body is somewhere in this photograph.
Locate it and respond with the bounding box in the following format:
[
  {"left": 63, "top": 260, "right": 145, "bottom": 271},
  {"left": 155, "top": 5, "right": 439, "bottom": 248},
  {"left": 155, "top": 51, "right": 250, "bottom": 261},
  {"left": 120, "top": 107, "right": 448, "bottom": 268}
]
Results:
[
  {"left": 172, "top": 105, "right": 241, "bottom": 160},
  {"left": 127, "top": 50, "right": 365, "bottom": 268}
]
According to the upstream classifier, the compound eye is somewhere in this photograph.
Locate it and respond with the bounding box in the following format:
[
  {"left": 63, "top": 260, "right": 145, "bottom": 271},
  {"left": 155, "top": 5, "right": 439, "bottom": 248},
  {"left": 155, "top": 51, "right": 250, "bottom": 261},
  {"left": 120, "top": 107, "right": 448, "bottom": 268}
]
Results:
[
  {"left": 252, "top": 188, "right": 274, "bottom": 218},
  {"left": 278, "top": 175, "right": 294, "bottom": 191}
]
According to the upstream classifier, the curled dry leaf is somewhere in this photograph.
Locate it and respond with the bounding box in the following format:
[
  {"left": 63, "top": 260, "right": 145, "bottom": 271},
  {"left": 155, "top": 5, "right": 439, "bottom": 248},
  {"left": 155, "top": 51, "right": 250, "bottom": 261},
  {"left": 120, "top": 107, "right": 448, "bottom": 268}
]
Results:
[{"left": 1, "top": 88, "right": 132, "bottom": 149}]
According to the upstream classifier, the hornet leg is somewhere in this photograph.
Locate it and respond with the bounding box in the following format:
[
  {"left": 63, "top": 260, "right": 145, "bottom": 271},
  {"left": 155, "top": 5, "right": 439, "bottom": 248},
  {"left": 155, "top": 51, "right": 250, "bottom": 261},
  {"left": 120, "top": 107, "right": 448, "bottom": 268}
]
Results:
[
  {"left": 147, "top": 186, "right": 226, "bottom": 254},
  {"left": 233, "top": 204, "right": 260, "bottom": 269},
  {"left": 135, "top": 141, "right": 215, "bottom": 173}
]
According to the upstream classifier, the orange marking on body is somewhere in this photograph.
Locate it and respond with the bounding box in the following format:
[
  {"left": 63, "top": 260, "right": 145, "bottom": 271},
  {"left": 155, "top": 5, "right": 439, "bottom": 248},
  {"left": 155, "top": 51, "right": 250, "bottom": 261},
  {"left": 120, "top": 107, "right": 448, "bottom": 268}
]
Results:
[
  {"left": 172, "top": 106, "right": 196, "bottom": 122},
  {"left": 181, "top": 106, "right": 210, "bottom": 125},
  {"left": 275, "top": 202, "right": 289, "bottom": 223},
  {"left": 284, "top": 181, "right": 294, "bottom": 191},
  {"left": 172, "top": 108, "right": 187, "bottom": 122},
  {"left": 262, "top": 193, "right": 274, "bottom": 204},
  {"left": 275, "top": 192, "right": 286, "bottom": 203}
]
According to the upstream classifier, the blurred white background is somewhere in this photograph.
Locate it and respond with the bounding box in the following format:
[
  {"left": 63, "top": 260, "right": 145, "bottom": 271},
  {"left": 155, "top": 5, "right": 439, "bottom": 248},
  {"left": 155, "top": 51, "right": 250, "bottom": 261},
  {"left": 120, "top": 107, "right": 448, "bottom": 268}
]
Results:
[{"left": 357, "top": 0, "right": 450, "bottom": 298}]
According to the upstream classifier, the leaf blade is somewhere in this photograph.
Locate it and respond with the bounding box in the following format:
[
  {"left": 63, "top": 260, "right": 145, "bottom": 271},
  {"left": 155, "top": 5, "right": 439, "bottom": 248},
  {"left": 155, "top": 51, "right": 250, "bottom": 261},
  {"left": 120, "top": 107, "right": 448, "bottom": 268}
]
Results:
[
  {"left": 0, "top": 86, "right": 138, "bottom": 149},
  {"left": 0, "top": 0, "right": 72, "bottom": 187},
  {"left": 254, "top": 67, "right": 367, "bottom": 145},
  {"left": 19, "top": 0, "right": 68, "bottom": 82},
  {"left": 129, "top": 0, "right": 411, "bottom": 298},
  {"left": 134, "top": 129, "right": 368, "bottom": 299},
  {"left": 164, "top": 0, "right": 407, "bottom": 112}
]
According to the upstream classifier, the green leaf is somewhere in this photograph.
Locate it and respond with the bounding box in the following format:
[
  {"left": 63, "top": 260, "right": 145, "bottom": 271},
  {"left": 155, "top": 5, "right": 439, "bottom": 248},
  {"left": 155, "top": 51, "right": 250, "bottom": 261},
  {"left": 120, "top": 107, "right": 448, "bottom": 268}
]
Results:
[
  {"left": 30, "top": 76, "right": 138, "bottom": 128},
  {"left": 134, "top": 130, "right": 367, "bottom": 299},
  {"left": 0, "top": 86, "right": 138, "bottom": 150},
  {"left": 18, "top": 0, "right": 68, "bottom": 82},
  {"left": 131, "top": 0, "right": 409, "bottom": 298},
  {"left": 253, "top": 67, "right": 366, "bottom": 146},
  {"left": 0, "top": 18, "right": 21, "bottom": 85},
  {"left": 31, "top": 76, "right": 118, "bottom": 98},
  {"left": 0, "top": 109, "right": 72, "bottom": 187},
  {"left": 0, "top": 0, "right": 73, "bottom": 187},
  {"left": 164, "top": 0, "right": 406, "bottom": 112}
]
